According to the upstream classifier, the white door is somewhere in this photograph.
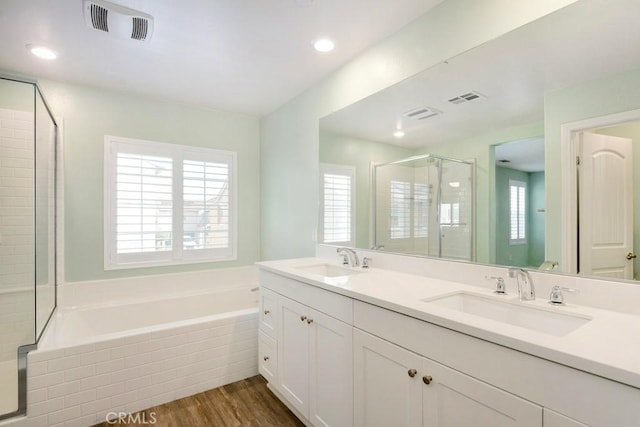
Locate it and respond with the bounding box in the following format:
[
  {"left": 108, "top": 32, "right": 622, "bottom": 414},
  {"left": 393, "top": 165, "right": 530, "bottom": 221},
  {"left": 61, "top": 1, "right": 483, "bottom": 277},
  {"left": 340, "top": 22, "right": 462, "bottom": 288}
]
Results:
[
  {"left": 578, "top": 132, "right": 634, "bottom": 279},
  {"left": 309, "top": 308, "right": 353, "bottom": 427},
  {"left": 353, "top": 329, "right": 423, "bottom": 427},
  {"left": 278, "top": 296, "right": 310, "bottom": 416},
  {"left": 422, "top": 358, "right": 542, "bottom": 427}
]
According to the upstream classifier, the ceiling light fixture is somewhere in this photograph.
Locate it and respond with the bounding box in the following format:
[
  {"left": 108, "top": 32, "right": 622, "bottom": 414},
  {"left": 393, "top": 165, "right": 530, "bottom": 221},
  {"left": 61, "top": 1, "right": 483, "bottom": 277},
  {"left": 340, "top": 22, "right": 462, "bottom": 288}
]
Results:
[
  {"left": 393, "top": 130, "right": 405, "bottom": 138},
  {"left": 27, "top": 44, "right": 57, "bottom": 60},
  {"left": 313, "top": 39, "right": 335, "bottom": 53}
]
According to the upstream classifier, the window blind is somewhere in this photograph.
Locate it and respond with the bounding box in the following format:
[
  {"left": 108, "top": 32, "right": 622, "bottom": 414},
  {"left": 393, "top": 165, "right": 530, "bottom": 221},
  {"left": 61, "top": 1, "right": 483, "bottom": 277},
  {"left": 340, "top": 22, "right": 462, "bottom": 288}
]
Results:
[
  {"left": 105, "top": 136, "right": 237, "bottom": 269},
  {"left": 183, "top": 160, "right": 230, "bottom": 250},
  {"left": 390, "top": 180, "right": 410, "bottom": 239},
  {"left": 413, "top": 183, "right": 430, "bottom": 238},
  {"left": 509, "top": 180, "right": 526, "bottom": 243},
  {"left": 322, "top": 172, "right": 352, "bottom": 243},
  {"left": 116, "top": 153, "right": 173, "bottom": 254}
]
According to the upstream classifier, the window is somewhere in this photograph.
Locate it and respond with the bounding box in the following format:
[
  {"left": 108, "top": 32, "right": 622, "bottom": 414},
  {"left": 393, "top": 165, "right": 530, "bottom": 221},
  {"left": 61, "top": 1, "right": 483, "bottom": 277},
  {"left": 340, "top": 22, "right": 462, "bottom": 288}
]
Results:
[
  {"left": 390, "top": 180, "right": 411, "bottom": 239},
  {"left": 104, "top": 135, "right": 236, "bottom": 269},
  {"left": 440, "top": 202, "right": 460, "bottom": 227},
  {"left": 413, "top": 183, "right": 430, "bottom": 238},
  {"left": 319, "top": 164, "right": 355, "bottom": 246},
  {"left": 509, "top": 180, "right": 526, "bottom": 244}
]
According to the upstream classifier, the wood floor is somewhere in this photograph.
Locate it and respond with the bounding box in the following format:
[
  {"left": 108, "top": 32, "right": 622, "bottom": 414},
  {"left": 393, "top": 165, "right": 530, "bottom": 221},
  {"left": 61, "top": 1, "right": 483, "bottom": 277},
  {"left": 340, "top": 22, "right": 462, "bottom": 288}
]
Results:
[{"left": 93, "top": 376, "right": 304, "bottom": 427}]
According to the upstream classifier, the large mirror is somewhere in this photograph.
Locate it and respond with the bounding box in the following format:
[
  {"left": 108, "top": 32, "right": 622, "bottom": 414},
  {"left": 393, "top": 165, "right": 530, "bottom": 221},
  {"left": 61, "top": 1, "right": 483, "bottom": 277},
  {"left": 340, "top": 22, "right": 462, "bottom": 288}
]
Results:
[{"left": 319, "top": 0, "right": 640, "bottom": 282}]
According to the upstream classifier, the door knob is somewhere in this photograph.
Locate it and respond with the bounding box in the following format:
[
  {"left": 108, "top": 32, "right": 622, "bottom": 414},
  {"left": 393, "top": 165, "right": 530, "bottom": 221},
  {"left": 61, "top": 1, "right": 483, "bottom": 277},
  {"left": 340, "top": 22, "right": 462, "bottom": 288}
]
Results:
[
  {"left": 408, "top": 369, "right": 417, "bottom": 378},
  {"left": 627, "top": 252, "right": 637, "bottom": 260}
]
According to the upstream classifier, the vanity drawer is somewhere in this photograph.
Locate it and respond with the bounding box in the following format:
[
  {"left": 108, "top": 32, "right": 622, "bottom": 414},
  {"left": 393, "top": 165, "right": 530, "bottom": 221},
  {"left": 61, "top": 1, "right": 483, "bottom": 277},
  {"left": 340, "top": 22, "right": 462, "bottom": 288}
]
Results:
[
  {"left": 260, "top": 286, "right": 279, "bottom": 339},
  {"left": 258, "top": 330, "right": 278, "bottom": 384},
  {"left": 260, "top": 270, "right": 353, "bottom": 324}
]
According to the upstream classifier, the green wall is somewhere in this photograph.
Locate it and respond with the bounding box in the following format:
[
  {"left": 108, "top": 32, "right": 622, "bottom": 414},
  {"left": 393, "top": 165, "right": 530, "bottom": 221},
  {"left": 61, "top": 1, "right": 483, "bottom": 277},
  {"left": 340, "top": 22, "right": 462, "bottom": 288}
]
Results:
[
  {"left": 319, "top": 131, "right": 413, "bottom": 249},
  {"left": 494, "top": 167, "right": 545, "bottom": 267},
  {"left": 39, "top": 80, "right": 261, "bottom": 283},
  {"left": 261, "top": 0, "right": 577, "bottom": 260},
  {"left": 529, "top": 171, "right": 546, "bottom": 267}
]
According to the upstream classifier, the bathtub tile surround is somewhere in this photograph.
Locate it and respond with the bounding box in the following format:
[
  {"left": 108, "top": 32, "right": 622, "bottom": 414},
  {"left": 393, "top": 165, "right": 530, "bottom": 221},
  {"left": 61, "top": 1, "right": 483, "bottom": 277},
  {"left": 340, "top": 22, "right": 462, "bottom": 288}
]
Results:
[
  {"left": 24, "top": 314, "right": 257, "bottom": 426},
  {"left": 0, "top": 266, "right": 260, "bottom": 426}
]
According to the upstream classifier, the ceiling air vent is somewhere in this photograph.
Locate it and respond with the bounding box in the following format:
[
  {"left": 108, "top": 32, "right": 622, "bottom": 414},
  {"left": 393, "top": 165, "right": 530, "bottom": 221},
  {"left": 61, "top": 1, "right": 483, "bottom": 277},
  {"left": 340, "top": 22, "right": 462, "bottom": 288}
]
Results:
[
  {"left": 448, "top": 91, "right": 486, "bottom": 105},
  {"left": 83, "top": 0, "right": 154, "bottom": 42},
  {"left": 403, "top": 106, "right": 442, "bottom": 121}
]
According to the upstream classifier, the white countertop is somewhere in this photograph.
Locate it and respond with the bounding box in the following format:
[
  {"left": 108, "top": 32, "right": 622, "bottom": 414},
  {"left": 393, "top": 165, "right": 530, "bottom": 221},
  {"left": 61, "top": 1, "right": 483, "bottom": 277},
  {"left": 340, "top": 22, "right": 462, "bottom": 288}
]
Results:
[{"left": 257, "top": 257, "right": 640, "bottom": 390}]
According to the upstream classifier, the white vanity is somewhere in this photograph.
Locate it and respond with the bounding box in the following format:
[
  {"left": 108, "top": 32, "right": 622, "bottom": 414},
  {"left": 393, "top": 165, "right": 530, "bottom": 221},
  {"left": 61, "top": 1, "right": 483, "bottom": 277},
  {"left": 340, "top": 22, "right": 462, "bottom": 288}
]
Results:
[{"left": 257, "top": 252, "right": 640, "bottom": 427}]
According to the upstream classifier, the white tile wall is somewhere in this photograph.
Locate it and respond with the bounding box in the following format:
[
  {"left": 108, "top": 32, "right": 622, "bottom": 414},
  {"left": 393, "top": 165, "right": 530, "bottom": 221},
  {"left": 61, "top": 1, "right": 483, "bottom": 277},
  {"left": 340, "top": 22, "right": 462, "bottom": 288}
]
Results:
[
  {"left": 3, "top": 312, "right": 258, "bottom": 427},
  {"left": 0, "top": 108, "right": 35, "bottom": 373}
]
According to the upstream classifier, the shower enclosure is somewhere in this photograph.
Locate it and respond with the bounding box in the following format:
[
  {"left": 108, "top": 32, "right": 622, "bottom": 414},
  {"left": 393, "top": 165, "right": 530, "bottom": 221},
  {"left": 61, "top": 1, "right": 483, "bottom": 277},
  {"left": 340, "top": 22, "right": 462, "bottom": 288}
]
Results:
[
  {"left": 373, "top": 154, "right": 474, "bottom": 260},
  {"left": 0, "top": 76, "right": 57, "bottom": 420}
]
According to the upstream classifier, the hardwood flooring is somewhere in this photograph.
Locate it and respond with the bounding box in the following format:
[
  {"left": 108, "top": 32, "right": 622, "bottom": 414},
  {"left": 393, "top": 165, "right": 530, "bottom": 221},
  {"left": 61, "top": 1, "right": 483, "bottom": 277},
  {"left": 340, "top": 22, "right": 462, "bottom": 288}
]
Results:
[{"left": 93, "top": 376, "right": 304, "bottom": 427}]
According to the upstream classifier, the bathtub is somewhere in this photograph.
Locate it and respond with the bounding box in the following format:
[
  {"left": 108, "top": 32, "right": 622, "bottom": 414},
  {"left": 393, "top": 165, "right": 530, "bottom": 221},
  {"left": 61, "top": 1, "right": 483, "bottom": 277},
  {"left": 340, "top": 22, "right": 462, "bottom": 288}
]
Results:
[{"left": 23, "top": 267, "right": 260, "bottom": 427}]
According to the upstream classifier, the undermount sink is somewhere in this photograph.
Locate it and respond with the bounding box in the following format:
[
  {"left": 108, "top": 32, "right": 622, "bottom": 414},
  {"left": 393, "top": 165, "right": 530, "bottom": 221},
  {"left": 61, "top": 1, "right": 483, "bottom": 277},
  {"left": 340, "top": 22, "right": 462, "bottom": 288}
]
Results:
[
  {"left": 294, "top": 263, "right": 362, "bottom": 278},
  {"left": 422, "top": 292, "right": 591, "bottom": 336}
]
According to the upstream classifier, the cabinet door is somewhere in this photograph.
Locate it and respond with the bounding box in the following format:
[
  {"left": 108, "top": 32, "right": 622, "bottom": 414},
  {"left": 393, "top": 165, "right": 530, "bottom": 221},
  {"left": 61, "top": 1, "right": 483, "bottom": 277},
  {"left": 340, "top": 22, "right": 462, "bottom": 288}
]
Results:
[
  {"left": 309, "top": 308, "right": 353, "bottom": 427},
  {"left": 278, "top": 296, "right": 310, "bottom": 417},
  {"left": 354, "top": 329, "right": 423, "bottom": 427},
  {"left": 422, "top": 358, "right": 542, "bottom": 427}
]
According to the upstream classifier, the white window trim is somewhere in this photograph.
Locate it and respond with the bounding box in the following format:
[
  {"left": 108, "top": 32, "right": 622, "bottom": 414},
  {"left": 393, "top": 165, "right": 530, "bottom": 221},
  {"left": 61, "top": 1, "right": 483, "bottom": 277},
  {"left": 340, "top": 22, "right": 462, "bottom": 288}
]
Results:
[
  {"left": 509, "top": 179, "right": 527, "bottom": 246},
  {"left": 319, "top": 163, "right": 356, "bottom": 247},
  {"left": 104, "top": 135, "right": 237, "bottom": 270}
]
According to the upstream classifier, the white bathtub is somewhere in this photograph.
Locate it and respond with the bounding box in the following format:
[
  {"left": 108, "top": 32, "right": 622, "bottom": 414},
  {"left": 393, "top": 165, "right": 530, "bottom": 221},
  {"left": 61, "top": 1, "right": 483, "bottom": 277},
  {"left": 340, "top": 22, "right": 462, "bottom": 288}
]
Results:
[
  {"left": 24, "top": 267, "right": 260, "bottom": 427},
  {"left": 41, "top": 286, "right": 259, "bottom": 348}
]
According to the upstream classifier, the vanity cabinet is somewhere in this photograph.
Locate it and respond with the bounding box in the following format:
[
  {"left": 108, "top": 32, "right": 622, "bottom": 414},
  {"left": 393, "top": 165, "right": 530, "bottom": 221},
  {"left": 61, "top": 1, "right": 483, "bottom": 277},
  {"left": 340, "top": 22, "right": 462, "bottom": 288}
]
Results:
[
  {"left": 354, "top": 328, "right": 541, "bottom": 427},
  {"left": 259, "top": 266, "right": 640, "bottom": 427},
  {"left": 260, "top": 271, "right": 353, "bottom": 427}
]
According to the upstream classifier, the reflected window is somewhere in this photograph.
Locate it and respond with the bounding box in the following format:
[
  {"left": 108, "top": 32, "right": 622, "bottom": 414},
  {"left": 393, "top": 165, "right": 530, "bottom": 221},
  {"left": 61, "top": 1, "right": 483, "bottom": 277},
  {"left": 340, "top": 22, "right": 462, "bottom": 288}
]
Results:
[
  {"left": 440, "top": 202, "right": 460, "bottom": 227},
  {"left": 320, "top": 163, "right": 355, "bottom": 246},
  {"left": 390, "top": 180, "right": 411, "bottom": 239},
  {"left": 509, "top": 180, "right": 527, "bottom": 244}
]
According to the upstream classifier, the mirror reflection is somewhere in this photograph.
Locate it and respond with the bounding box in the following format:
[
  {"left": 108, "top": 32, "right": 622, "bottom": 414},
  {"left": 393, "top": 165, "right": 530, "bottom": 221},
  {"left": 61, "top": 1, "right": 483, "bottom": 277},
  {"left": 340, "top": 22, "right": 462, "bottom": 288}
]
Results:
[{"left": 318, "top": 0, "right": 640, "bottom": 282}]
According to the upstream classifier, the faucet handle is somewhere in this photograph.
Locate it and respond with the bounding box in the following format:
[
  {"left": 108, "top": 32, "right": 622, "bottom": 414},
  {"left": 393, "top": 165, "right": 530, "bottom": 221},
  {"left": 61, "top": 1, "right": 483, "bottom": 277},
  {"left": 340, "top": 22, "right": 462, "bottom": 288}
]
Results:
[
  {"left": 362, "top": 257, "right": 372, "bottom": 269},
  {"left": 549, "top": 285, "right": 579, "bottom": 305},
  {"left": 485, "top": 276, "right": 506, "bottom": 294}
]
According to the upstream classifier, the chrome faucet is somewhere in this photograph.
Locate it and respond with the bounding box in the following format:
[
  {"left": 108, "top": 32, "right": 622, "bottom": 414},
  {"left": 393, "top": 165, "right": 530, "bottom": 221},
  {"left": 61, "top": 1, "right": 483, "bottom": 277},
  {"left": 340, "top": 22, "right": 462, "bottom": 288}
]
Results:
[
  {"left": 337, "top": 247, "right": 360, "bottom": 267},
  {"left": 507, "top": 268, "right": 535, "bottom": 301}
]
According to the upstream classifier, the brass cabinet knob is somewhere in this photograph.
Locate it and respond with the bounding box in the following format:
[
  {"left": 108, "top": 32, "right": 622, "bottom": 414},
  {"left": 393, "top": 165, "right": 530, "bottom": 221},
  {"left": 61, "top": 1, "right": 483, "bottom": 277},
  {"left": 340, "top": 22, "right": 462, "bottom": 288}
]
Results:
[
  {"left": 307, "top": 318, "right": 313, "bottom": 324},
  {"left": 408, "top": 369, "right": 417, "bottom": 378},
  {"left": 263, "top": 356, "right": 269, "bottom": 361},
  {"left": 300, "top": 315, "right": 307, "bottom": 322},
  {"left": 422, "top": 375, "right": 433, "bottom": 385},
  {"left": 263, "top": 310, "right": 270, "bottom": 315}
]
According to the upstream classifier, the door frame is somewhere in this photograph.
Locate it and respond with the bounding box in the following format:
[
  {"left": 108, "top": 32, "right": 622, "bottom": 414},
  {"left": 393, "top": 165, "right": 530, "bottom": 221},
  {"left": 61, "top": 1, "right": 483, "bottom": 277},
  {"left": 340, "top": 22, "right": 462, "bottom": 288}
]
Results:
[{"left": 560, "top": 108, "right": 640, "bottom": 273}]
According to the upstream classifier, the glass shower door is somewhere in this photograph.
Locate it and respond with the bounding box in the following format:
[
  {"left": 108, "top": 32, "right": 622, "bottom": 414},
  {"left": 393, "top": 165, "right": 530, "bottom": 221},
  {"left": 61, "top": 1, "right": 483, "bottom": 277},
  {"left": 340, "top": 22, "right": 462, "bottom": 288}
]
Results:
[
  {"left": 0, "top": 78, "right": 36, "bottom": 416},
  {"left": 0, "top": 77, "right": 57, "bottom": 420}
]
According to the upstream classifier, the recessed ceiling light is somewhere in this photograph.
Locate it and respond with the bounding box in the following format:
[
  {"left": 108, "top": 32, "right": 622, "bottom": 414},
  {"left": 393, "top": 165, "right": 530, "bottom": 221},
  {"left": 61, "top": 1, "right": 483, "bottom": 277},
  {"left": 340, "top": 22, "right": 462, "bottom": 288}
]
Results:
[
  {"left": 393, "top": 130, "right": 405, "bottom": 139},
  {"left": 26, "top": 44, "right": 57, "bottom": 60},
  {"left": 313, "top": 39, "right": 335, "bottom": 53},
  {"left": 449, "top": 182, "right": 460, "bottom": 188}
]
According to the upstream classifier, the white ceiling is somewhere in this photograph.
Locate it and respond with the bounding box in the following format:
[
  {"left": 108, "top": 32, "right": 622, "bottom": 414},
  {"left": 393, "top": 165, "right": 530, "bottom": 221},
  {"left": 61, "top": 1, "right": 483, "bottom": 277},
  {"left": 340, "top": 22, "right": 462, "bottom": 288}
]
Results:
[
  {"left": 494, "top": 137, "right": 545, "bottom": 173},
  {"left": 320, "top": 0, "right": 640, "bottom": 149},
  {"left": 0, "top": 0, "right": 443, "bottom": 115}
]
